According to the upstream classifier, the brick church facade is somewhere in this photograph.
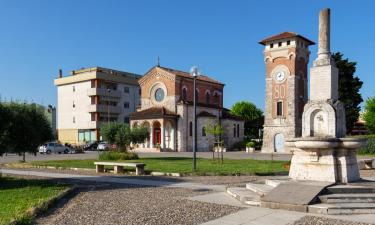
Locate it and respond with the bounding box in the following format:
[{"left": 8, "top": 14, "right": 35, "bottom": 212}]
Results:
[{"left": 130, "top": 66, "right": 244, "bottom": 152}]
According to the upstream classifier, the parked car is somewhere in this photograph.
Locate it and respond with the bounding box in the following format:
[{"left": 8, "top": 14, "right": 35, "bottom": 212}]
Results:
[
  {"left": 97, "top": 142, "right": 109, "bottom": 151},
  {"left": 39, "top": 142, "right": 70, "bottom": 154},
  {"left": 83, "top": 141, "right": 99, "bottom": 151}
]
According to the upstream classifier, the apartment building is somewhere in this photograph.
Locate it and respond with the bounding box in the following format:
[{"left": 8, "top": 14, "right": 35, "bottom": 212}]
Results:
[{"left": 54, "top": 67, "right": 142, "bottom": 144}]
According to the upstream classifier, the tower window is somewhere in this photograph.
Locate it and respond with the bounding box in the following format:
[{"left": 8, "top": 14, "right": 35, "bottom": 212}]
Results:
[
  {"left": 73, "top": 86, "right": 75, "bottom": 92},
  {"left": 233, "top": 124, "right": 236, "bottom": 138},
  {"left": 287, "top": 40, "right": 290, "bottom": 45},
  {"left": 73, "top": 101, "right": 75, "bottom": 108},
  {"left": 277, "top": 101, "right": 283, "bottom": 116},
  {"left": 202, "top": 127, "right": 206, "bottom": 136},
  {"left": 205, "top": 91, "right": 210, "bottom": 104},
  {"left": 189, "top": 122, "right": 193, "bottom": 137},
  {"left": 73, "top": 117, "right": 76, "bottom": 123},
  {"left": 237, "top": 124, "right": 240, "bottom": 137},
  {"left": 270, "top": 43, "right": 274, "bottom": 48},
  {"left": 182, "top": 88, "right": 187, "bottom": 101},
  {"left": 278, "top": 42, "right": 282, "bottom": 47}
]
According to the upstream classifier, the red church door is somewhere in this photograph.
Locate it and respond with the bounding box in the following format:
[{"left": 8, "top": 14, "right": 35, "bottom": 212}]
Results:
[{"left": 153, "top": 128, "right": 161, "bottom": 145}]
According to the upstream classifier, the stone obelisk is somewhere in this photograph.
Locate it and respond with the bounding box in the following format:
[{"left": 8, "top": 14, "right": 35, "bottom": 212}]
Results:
[{"left": 287, "top": 8, "right": 363, "bottom": 183}]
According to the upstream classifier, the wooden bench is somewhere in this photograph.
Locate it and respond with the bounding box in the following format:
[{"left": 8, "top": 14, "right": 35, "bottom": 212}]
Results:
[{"left": 94, "top": 162, "right": 145, "bottom": 175}]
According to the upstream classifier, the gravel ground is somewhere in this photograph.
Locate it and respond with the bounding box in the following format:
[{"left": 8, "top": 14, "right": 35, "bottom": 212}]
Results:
[
  {"left": 291, "top": 216, "right": 375, "bottom": 225},
  {"left": 35, "top": 185, "right": 242, "bottom": 225}
]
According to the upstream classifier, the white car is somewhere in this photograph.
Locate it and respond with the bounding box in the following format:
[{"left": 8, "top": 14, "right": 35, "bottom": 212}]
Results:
[
  {"left": 39, "top": 142, "right": 70, "bottom": 154},
  {"left": 97, "top": 142, "right": 109, "bottom": 151}
]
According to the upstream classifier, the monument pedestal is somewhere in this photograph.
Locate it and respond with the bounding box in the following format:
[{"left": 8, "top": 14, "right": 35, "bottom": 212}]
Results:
[{"left": 287, "top": 137, "right": 364, "bottom": 183}]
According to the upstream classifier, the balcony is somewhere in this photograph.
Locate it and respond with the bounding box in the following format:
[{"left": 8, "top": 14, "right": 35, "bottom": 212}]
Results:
[
  {"left": 87, "top": 121, "right": 101, "bottom": 129},
  {"left": 87, "top": 88, "right": 121, "bottom": 98},
  {"left": 87, "top": 104, "right": 122, "bottom": 114}
]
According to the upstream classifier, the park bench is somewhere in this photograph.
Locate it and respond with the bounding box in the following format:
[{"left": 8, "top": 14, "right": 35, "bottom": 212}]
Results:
[
  {"left": 358, "top": 159, "right": 374, "bottom": 170},
  {"left": 94, "top": 162, "right": 145, "bottom": 175}
]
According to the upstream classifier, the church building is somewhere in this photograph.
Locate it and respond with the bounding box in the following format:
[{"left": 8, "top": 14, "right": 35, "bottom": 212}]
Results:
[{"left": 130, "top": 66, "right": 244, "bottom": 152}]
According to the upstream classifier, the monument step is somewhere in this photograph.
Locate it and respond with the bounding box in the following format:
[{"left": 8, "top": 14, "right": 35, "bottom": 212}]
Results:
[
  {"left": 327, "top": 185, "right": 375, "bottom": 194},
  {"left": 264, "top": 179, "right": 288, "bottom": 187},
  {"left": 226, "top": 187, "right": 261, "bottom": 206},
  {"left": 245, "top": 182, "right": 274, "bottom": 196},
  {"left": 319, "top": 193, "right": 375, "bottom": 203},
  {"left": 308, "top": 203, "right": 375, "bottom": 215}
]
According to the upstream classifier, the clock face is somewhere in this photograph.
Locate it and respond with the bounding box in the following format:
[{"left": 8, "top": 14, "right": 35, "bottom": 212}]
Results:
[
  {"left": 275, "top": 71, "right": 285, "bottom": 82},
  {"left": 155, "top": 88, "right": 165, "bottom": 102}
]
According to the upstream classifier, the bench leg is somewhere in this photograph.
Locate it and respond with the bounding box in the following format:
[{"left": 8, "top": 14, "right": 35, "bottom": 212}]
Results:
[
  {"left": 114, "top": 166, "right": 124, "bottom": 174},
  {"left": 96, "top": 165, "right": 104, "bottom": 173},
  {"left": 136, "top": 166, "right": 145, "bottom": 175}
]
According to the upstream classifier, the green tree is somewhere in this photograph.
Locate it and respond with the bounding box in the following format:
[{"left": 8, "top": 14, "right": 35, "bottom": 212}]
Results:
[
  {"left": 101, "top": 122, "right": 120, "bottom": 145},
  {"left": 5, "top": 102, "right": 53, "bottom": 161},
  {"left": 363, "top": 96, "right": 375, "bottom": 134},
  {"left": 131, "top": 126, "right": 150, "bottom": 144},
  {"left": 333, "top": 52, "right": 363, "bottom": 134},
  {"left": 0, "top": 103, "right": 12, "bottom": 156},
  {"left": 231, "top": 101, "right": 263, "bottom": 139},
  {"left": 115, "top": 124, "right": 132, "bottom": 151}
]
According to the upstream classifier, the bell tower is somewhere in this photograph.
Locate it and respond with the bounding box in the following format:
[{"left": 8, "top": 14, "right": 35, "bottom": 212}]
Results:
[{"left": 260, "top": 32, "right": 315, "bottom": 153}]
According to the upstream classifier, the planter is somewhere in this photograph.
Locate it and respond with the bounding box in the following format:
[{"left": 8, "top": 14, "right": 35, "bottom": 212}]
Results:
[{"left": 246, "top": 147, "right": 254, "bottom": 153}]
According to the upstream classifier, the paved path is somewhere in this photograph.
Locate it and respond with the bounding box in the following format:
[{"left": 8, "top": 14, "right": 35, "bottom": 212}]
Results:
[
  {"left": 0, "top": 168, "right": 225, "bottom": 191},
  {"left": 2, "top": 168, "right": 375, "bottom": 225}
]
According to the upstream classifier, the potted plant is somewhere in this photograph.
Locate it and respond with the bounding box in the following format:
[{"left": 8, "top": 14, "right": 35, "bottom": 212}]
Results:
[{"left": 246, "top": 141, "right": 255, "bottom": 153}]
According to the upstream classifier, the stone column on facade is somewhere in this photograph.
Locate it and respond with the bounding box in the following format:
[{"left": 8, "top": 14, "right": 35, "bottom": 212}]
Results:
[
  {"left": 150, "top": 122, "right": 154, "bottom": 148},
  {"left": 161, "top": 120, "right": 165, "bottom": 150},
  {"left": 317, "top": 8, "right": 330, "bottom": 60}
]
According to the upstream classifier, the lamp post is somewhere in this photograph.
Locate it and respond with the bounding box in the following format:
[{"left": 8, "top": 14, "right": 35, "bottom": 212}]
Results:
[
  {"left": 190, "top": 66, "right": 198, "bottom": 171},
  {"left": 107, "top": 88, "right": 111, "bottom": 123}
]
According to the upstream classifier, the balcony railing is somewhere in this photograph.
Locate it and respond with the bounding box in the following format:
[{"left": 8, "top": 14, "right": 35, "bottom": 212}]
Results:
[
  {"left": 87, "top": 104, "right": 122, "bottom": 114},
  {"left": 87, "top": 88, "right": 121, "bottom": 98}
]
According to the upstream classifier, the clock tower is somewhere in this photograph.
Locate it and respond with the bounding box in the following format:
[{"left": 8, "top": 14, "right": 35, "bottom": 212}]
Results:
[{"left": 260, "top": 32, "right": 315, "bottom": 153}]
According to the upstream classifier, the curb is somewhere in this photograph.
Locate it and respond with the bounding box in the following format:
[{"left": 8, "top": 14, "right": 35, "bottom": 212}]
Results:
[
  {"left": 8, "top": 185, "right": 77, "bottom": 225},
  {"left": 151, "top": 171, "right": 181, "bottom": 177}
]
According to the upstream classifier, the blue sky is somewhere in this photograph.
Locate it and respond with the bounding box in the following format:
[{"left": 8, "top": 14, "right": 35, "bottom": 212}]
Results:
[{"left": 0, "top": 0, "right": 374, "bottom": 110}]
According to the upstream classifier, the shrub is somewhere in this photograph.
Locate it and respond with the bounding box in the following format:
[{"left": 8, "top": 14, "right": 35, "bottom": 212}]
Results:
[
  {"left": 99, "top": 151, "right": 139, "bottom": 161},
  {"left": 246, "top": 141, "right": 255, "bottom": 148},
  {"left": 357, "top": 135, "right": 375, "bottom": 155},
  {"left": 231, "top": 141, "right": 246, "bottom": 150}
]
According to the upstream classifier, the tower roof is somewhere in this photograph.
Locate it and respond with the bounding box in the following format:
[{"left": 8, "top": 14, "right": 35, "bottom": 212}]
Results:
[{"left": 259, "top": 32, "right": 315, "bottom": 45}]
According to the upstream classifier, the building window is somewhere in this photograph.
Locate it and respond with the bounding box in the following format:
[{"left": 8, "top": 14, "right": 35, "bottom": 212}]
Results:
[
  {"left": 124, "top": 117, "right": 130, "bottom": 124},
  {"left": 73, "top": 101, "right": 75, "bottom": 108},
  {"left": 189, "top": 121, "right": 193, "bottom": 137},
  {"left": 182, "top": 88, "right": 187, "bottom": 101},
  {"left": 73, "top": 86, "right": 75, "bottom": 92},
  {"left": 233, "top": 124, "right": 236, "bottom": 138},
  {"left": 270, "top": 43, "right": 274, "bottom": 48},
  {"left": 278, "top": 42, "right": 282, "bottom": 47},
  {"left": 124, "top": 102, "right": 130, "bottom": 108},
  {"left": 237, "top": 124, "right": 240, "bottom": 137},
  {"left": 287, "top": 40, "right": 290, "bottom": 45},
  {"left": 214, "top": 93, "right": 219, "bottom": 105},
  {"left": 73, "top": 117, "right": 75, "bottom": 123},
  {"left": 124, "top": 86, "right": 130, "bottom": 93},
  {"left": 205, "top": 91, "right": 210, "bottom": 104},
  {"left": 202, "top": 127, "right": 206, "bottom": 136},
  {"left": 277, "top": 101, "right": 283, "bottom": 116},
  {"left": 91, "top": 113, "right": 95, "bottom": 121}
]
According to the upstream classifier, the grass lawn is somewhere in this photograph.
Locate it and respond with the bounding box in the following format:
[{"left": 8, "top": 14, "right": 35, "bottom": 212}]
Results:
[
  {"left": 0, "top": 177, "right": 69, "bottom": 225},
  {"left": 31, "top": 157, "right": 289, "bottom": 175}
]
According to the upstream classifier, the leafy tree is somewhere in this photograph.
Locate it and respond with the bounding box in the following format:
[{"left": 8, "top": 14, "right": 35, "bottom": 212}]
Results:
[
  {"left": 115, "top": 124, "right": 132, "bottom": 151},
  {"left": 101, "top": 122, "right": 150, "bottom": 151},
  {"left": 363, "top": 96, "right": 375, "bottom": 134},
  {"left": 4, "top": 102, "right": 53, "bottom": 161},
  {"left": 131, "top": 126, "right": 150, "bottom": 144},
  {"left": 101, "top": 122, "right": 120, "bottom": 145},
  {"left": 231, "top": 101, "right": 263, "bottom": 139},
  {"left": 333, "top": 52, "right": 363, "bottom": 134},
  {"left": 0, "top": 103, "right": 12, "bottom": 156},
  {"left": 205, "top": 123, "right": 224, "bottom": 163}
]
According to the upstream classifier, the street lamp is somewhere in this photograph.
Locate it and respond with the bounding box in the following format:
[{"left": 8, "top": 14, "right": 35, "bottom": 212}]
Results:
[
  {"left": 107, "top": 88, "right": 111, "bottom": 123},
  {"left": 190, "top": 66, "right": 199, "bottom": 171}
]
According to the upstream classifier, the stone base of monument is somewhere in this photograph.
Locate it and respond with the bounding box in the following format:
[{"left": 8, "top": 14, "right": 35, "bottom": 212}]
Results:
[{"left": 287, "top": 137, "right": 365, "bottom": 183}]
